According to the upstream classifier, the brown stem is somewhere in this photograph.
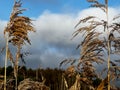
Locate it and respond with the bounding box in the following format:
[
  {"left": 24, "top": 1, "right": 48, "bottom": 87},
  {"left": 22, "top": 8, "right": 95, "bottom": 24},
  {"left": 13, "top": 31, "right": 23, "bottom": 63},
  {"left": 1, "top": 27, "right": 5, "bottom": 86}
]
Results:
[
  {"left": 15, "top": 45, "right": 21, "bottom": 90},
  {"left": 4, "top": 34, "right": 9, "bottom": 90},
  {"left": 106, "top": 0, "right": 111, "bottom": 90}
]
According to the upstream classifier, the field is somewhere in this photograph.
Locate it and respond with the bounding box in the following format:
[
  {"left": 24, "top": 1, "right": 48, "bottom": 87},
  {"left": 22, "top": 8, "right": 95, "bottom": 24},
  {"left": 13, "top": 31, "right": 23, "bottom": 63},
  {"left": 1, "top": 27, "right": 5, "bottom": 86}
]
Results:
[{"left": 0, "top": 0, "right": 120, "bottom": 90}]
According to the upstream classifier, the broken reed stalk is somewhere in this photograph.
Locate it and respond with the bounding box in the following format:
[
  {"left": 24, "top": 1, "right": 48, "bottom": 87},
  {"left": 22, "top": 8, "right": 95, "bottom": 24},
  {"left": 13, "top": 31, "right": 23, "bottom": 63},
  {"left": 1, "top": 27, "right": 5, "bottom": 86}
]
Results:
[{"left": 4, "top": 34, "right": 9, "bottom": 90}]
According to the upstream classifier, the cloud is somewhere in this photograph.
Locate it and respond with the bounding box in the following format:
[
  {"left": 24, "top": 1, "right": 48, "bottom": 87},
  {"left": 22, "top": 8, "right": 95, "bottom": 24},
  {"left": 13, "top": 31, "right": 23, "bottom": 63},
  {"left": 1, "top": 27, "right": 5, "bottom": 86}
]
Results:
[
  {"left": 0, "top": 20, "right": 7, "bottom": 48},
  {"left": 0, "top": 7, "right": 120, "bottom": 69},
  {"left": 25, "top": 11, "right": 80, "bottom": 69}
]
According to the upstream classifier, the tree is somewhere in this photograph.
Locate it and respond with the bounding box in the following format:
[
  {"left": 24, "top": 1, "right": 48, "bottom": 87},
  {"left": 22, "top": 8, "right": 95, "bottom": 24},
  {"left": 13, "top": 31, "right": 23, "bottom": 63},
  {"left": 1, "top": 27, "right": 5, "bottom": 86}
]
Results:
[{"left": 4, "top": 0, "right": 35, "bottom": 89}]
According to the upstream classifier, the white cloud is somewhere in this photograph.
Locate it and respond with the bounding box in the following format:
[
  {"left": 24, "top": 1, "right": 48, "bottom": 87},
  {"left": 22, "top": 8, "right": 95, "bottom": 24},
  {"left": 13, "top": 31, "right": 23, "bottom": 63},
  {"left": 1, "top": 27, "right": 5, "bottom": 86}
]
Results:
[
  {"left": 30, "top": 7, "right": 120, "bottom": 68},
  {"left": 31, "top": 11, "right": 77, "bottom": 45},
  {"left": 0, "top": 7, "right": 120, "bottom": 68},
  {"left": 0, "top": 20, "right": 7, "bottom": 40}
]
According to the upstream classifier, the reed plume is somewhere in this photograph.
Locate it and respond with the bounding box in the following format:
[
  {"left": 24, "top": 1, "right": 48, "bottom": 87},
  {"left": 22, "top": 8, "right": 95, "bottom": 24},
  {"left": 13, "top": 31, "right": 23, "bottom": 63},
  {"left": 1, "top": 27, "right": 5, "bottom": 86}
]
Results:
[{"left": 4, "top": 0, "right": 35, "bottom": 89}]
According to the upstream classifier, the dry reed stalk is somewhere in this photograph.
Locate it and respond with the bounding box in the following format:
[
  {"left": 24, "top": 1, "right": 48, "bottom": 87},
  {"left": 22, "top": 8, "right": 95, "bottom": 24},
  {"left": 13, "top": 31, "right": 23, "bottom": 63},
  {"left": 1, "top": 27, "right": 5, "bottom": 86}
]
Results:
[
  {"left": 104, "top": 0, "right": 111, "bottom": 90},
  {"left": 4, "top": 34, "right": 9, "bottom": 90},
  {"left": 4, "top": 0, "right": 35, "bottom": 89},
  {"left": 62, "top": 74, "right": 68, "bottom": 89},
  {"left": 61, "top": 0, "right": 120, "bottom": 89},
  {"left": 75, "top": 0, "right": 120, "bottom": 89}
]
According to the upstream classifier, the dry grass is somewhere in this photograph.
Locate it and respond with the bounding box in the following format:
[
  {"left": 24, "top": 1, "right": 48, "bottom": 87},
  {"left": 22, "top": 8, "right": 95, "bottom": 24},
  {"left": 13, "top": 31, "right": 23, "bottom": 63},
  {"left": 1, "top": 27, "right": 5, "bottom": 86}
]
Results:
[
  {"left": 69, "top": 74, "right": 81, "bottom": 90},
  {"left": 4, "top": 0, "right": 35, "bottom": 89},
  {"left": 18, "top": 78, "right": 50, "bottom": 90},
  {"left": 60, "top": 0, "right": 120, "bottom": 90},
  {"left": 1, "top": 0, "right": 120, "bottom": 90}
]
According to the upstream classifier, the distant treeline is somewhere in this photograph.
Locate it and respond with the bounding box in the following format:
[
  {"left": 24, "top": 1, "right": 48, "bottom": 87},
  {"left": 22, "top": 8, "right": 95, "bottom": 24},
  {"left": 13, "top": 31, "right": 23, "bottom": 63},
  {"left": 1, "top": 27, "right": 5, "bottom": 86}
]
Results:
[
  {"left": 0, "top": 66, "right": 75, "bottom": 90},
  {"left": 0, "top": 66, "right": 120, "bottom": 90}
]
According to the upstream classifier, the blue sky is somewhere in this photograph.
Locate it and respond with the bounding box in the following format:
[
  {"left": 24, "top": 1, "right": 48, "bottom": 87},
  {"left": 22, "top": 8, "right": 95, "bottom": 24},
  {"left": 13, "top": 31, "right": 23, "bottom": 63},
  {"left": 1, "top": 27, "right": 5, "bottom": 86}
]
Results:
[
  {"left": 0, "top": 0, "right": 120, "bottom": 69},
  {"left": 0, "top": 0, "right": 120, "bottom": 20},
  {"left": 0, "top": 0, "right": 87, "bottom": 20}
]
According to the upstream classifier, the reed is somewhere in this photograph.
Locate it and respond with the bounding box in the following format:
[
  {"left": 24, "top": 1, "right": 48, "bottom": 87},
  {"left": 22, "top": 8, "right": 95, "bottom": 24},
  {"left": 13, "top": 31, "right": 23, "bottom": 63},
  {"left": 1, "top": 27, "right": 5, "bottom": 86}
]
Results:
[
  {"left": 60, "top": 0, "right": 120, "bottom": 90},
  {"left": 4, "top": 0, "right": 35, "bottom": 89}
]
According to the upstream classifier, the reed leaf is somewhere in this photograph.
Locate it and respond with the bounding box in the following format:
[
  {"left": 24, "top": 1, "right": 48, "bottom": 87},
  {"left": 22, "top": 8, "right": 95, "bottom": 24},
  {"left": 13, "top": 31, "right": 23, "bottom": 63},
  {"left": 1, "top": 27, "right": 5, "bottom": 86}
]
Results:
[{"left": 75, "top": 16, "right": 96, "bottom": 28}]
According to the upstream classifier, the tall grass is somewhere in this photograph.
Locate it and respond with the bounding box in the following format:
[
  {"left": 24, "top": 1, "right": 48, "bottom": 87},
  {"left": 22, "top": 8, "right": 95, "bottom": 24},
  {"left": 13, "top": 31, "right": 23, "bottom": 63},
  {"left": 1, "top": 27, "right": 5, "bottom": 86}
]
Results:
[
  {"left": 4, "top": 33, "right": 9, "bottom": 90},
  {"left": 4, "top": 0, "right": 35, "bottom": 89},
  {"left": 60, "top": 0, "right": 120, "bottom": 90}
]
